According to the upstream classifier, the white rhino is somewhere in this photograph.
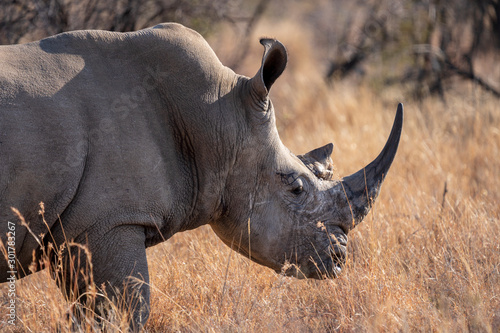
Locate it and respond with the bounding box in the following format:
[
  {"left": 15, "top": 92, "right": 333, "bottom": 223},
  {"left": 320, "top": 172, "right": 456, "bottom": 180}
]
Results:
[{"left": 0, "top": 23, "right": 402, "bottom": 329}]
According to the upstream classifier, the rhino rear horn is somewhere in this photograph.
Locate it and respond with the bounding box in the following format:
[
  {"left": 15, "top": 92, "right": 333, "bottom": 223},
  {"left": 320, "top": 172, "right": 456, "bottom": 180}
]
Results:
[
  {"left": 339, "top": 103, "right": 403, "bottom": 227},
  {"left": 250, "top": 39, "right": 288, "bottom": 99},
  {"left": 304, "top": 143, "right": 333, "bottom": 164},
  {"left": 298, "top": 143, "right": 334, "bottom": 180}
]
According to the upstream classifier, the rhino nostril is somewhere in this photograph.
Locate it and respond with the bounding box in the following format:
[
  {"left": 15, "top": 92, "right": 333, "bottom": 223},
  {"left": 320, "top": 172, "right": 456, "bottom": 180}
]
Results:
[
  {"left": 329, "top": 233, "right": 347, "bottom": 247},
  {"left": 329, "top": 246, "right": 346, "bottom": 265}
]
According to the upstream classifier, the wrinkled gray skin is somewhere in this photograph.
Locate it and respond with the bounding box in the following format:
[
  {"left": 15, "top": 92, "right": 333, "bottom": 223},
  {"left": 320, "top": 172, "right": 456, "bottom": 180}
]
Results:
[{"left": 0, "top": 23, "right": 402, "bottom": 330}]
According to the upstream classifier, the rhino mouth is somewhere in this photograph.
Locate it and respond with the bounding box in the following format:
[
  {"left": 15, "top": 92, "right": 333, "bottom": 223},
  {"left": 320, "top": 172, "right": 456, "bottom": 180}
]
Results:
[
  {"left": 279, "top": 260, "right": 343, "bottom": 280},
  {"left": 277, "top": 244, "right": 346, "bottom": 280}
]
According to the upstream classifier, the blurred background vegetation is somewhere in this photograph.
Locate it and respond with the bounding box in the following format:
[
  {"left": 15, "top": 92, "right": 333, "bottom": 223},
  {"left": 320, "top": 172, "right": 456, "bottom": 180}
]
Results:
[{"left": 1, "top": 0, "right": 500, "bottom": 101}]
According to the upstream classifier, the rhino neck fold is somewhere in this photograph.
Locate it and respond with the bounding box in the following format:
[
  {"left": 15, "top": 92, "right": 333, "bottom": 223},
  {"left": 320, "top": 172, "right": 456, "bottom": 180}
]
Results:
[{"left": 158, "top": 72, "right": 245, "bottom": 235}]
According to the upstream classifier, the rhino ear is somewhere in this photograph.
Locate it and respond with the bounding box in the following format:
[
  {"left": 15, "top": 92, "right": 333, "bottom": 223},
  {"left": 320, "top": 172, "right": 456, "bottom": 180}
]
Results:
[
  {"left": 250, "top": 38, "right": 288, "bottom": 100},
  {"left": 298, "top": 143, "right": 335, "bottom": 180}
]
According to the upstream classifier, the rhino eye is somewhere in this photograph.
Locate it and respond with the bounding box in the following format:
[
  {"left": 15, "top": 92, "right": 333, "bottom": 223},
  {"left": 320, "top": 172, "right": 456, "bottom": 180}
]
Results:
[
  {"left": 291, "top": 178, "right": 304, "bottom": 195},
  {"left": 291, "top": 185, "right": 303, "bottom": 195}
]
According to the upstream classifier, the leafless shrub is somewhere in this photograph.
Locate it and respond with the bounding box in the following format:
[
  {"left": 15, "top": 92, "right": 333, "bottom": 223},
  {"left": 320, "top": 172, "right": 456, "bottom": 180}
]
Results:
[{"left": 313, "top": 0, "right": 500, "bottom": 100}]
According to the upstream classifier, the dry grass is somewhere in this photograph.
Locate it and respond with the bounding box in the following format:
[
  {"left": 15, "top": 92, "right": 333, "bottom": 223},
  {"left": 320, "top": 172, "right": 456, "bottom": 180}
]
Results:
[{"left": 1, "top": 16, "right": 500, "bottom": 333}]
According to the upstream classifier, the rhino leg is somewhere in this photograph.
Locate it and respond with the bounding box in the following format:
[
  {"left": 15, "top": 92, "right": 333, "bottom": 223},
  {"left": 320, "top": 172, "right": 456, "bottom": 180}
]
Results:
[{"left": 52, "top": 225, "right": 150, "bottom": 331}]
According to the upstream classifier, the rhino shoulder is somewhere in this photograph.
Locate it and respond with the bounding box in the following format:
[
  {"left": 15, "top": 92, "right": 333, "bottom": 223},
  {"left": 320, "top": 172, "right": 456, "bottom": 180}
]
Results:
[{"left": 146, "top": 23, "right": 222, "bottom": 65}]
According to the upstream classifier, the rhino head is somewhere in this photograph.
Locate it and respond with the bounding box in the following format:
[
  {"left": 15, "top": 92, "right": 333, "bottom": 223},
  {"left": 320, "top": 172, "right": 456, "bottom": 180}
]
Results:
[{"left": 211, "top": 39, "right": 403, "bottom": 279}]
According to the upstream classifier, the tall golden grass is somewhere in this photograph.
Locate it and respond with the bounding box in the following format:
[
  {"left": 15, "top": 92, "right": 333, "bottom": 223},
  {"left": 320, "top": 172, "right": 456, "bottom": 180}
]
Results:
[{"left": 1, "top": 18, "right": 499, "bottom": 332}]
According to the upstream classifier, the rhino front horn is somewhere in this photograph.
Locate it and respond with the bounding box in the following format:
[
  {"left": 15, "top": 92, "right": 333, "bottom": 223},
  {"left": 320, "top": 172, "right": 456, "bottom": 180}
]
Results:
[{"left": 339, "top": 103, "right": 403, "bottom": 228}]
